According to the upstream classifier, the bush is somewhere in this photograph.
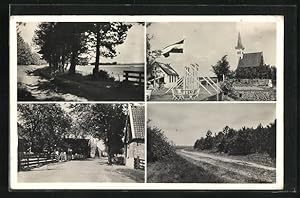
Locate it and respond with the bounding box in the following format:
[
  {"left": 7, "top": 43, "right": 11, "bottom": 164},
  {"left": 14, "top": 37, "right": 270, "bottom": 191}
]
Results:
[
  {"left": 220, "top": 80, "right": 233, "bottom": 95},
  {"left": 91, "top": 69, "right": 115, "bottom": 81},
  {"left": 147, "top": 125, "right": 176, "bottom": 162}
]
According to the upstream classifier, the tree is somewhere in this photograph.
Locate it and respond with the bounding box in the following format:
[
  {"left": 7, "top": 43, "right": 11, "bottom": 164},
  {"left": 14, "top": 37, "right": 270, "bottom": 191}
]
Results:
[
  {"left": 70, "top": 103, "right": 127, "bottom": 163},
  {"left": 211, "top": 55, "right": 231, "bottom": 81},
  {"left": 33, "top": 22, "right": 88, "bottom": 73},
  {"left": 193, "top": 120, "right": 276, "bottom": 158},
  {"left": 17, "top": 32, "right": 41, "bottom": 65},
  {"left": 147, "top": 121, "right": 175, "bottom": 162},
  {"left": 17, "top": 104, "right": 72, "bottom": 153},
  {"left": 86, "top": 22, "right": 132, "bottom": 76}
]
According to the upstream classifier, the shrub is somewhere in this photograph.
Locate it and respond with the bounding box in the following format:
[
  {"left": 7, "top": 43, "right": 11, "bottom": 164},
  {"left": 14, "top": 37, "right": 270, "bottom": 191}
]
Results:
[{"left": 147, "top": 125, "right": 176, "bottom": 162}]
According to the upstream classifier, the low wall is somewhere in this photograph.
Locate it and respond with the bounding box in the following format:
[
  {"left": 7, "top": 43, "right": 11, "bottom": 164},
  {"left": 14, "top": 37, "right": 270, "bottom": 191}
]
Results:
[
  {"left": 235, "top": 89, "right": 276, "bottom": 101},
  {"left": 237, "top": 79, "right": 272, "bottom": 87}
]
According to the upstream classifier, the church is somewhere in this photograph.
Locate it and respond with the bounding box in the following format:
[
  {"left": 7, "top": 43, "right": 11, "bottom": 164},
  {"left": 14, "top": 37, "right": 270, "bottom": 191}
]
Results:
[
  {"left": 235, "top": 32, "right": 265, "bottom": 69},
  {"left": 234, "top": 32, "right": 274, "bottom": 80}
]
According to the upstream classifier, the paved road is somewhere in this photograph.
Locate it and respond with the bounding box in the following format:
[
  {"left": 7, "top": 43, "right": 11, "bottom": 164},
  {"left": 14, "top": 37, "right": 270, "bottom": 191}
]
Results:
[
  {"left": 177, "top": 149, "right": 276, "bottom": 183},
  {"left": 18, "top": 158, "right": 140, "bottom": 183}
]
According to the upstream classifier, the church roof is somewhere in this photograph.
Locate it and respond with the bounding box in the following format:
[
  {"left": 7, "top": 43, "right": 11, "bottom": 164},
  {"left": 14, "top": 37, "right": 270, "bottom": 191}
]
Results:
[
  {"left": 153, "top": 62, "right": 179, "bottom": 76},
  {"left": 237, "top": 52, "right": 264, "bottom": 68},
  {"left": 129, "top": 105, "right": 144, "bottom": 139},
  {"left": 235, "top": 32, "right": 245, "bottom": 50}
]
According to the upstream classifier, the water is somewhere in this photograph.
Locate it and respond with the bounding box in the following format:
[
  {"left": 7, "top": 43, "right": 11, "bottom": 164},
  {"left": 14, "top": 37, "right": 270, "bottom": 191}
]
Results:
[{"left": 76, "top": 64, "right": 144, "bottom": 81}]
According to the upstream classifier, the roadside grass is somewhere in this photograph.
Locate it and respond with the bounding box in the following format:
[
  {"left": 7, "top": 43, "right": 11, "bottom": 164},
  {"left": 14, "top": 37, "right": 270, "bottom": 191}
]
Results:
[
  {"left": 115, "top": 168, "right": 144, "bottom": 183},
  {"left": 147, "top": 153, "right": 225, "bottom": 183}
]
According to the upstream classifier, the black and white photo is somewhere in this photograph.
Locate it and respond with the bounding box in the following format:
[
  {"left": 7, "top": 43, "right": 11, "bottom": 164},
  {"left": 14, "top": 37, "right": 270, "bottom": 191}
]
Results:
[
  {"left": 146, "top": 22, "right": 277, "bottom": 101},
  {"left": 16, "top": 103, "right": 145, "bottom": 183},
  {"left": 16, "top": 22, "right": 145, "bottom": 101},
  {"left": 147, "top": 103, "right": 276, "bottom": 183}
]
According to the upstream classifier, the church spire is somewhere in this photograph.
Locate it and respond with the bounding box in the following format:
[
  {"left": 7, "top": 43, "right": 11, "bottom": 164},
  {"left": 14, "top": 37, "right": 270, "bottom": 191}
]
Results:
[{"left": 235, "top": 32, "right": 245, "bottom": 50}]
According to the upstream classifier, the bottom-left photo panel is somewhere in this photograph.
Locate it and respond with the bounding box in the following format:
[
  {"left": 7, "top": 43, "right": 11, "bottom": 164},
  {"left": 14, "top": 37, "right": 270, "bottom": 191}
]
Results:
[{"left": 16, "top": 103, "right": 145, "bottom": 184}]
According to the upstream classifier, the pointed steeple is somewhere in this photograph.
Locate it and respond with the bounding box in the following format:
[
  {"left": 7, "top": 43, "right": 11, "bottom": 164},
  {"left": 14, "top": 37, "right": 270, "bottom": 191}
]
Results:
[{"left": 235, "top": 32, "right": 245, "bottom": 50}]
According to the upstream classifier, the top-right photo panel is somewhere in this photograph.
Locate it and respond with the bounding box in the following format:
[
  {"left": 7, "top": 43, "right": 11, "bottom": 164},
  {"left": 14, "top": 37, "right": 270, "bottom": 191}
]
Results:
[{"left": 146, "top": 22, "right": 278, "bottom": 101}]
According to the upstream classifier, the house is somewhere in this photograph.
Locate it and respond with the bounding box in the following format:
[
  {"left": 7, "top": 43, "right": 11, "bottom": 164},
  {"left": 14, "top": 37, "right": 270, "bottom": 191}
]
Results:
[
  {"left": 150, "top": 61, "right": 179, "bottom": 88},
  {"left": 124, "top": 104, "right": 145, "bottom": 169},
  {"left": 235, "top": 32, "right": 264, "bottom": 68}
]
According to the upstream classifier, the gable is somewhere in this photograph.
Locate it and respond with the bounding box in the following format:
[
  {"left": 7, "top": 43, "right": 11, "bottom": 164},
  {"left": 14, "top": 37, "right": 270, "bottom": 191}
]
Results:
[{"left": 154, "top": 62, "right": 179, "bottom": 76}]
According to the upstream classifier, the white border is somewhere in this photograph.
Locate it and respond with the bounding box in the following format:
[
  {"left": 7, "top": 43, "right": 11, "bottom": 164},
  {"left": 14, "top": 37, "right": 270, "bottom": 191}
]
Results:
[{"left": 10, "top": 15, "right": 284, "bottom": 190}]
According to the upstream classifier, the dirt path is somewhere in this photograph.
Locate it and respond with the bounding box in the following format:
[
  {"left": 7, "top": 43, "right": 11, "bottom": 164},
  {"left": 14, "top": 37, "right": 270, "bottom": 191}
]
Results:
[
  {"left": 18, "top": 158, "right": 142, "bottom": 183},
  {"left": 17, "top": 65, "right": 87, "bottom": 101},
  {"left": 177, "top": 149, "right": 276, "bottom": 183}
]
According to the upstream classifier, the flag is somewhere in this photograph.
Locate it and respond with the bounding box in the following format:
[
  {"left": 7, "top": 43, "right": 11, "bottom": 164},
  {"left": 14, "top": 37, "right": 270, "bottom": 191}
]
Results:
[{"left": 161, "top": 39, "right": 184, "bottom": 57}]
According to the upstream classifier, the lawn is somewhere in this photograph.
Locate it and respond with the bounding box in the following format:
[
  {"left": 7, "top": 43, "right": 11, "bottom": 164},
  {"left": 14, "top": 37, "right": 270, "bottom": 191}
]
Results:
[{"left": 147, "top": 153, "right": 224, "bottom": 183}]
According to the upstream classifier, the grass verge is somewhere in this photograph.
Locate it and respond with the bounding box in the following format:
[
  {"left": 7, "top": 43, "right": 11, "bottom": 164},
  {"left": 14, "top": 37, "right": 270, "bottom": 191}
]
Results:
[{"left": 147, "top": 153, "right": 224, "bottom": 183}]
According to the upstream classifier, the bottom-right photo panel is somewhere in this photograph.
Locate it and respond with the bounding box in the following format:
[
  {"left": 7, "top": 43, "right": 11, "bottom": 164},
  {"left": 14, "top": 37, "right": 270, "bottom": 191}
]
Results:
[{"left": 147, "top": 103, "right": 276, "bottom": 183}]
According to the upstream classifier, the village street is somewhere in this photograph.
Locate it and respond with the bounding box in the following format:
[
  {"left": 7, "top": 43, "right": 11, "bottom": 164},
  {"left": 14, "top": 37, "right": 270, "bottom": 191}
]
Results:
[
  {"left": 18, "top": 158, "right": 144, "bottom": 183},
  {"left": 177, "top": 149, "right": 276, "bottom": 183}
]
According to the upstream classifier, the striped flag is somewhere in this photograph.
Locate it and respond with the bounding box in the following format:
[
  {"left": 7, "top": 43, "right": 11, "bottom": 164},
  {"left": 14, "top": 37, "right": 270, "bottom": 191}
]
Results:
[{"left": 161, "top": 38, "right": 185, "bottom": 57}]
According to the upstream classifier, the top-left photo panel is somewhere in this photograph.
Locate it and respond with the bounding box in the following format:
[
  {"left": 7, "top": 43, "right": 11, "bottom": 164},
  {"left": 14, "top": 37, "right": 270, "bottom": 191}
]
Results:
[{"left": 14, "top": 21, "right": 145, "bottom": 101}]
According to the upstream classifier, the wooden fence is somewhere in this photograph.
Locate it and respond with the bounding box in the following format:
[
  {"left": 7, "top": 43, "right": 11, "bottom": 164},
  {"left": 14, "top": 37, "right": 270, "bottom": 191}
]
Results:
[
  {"left": 134, "top": 157, "right": 145, "bottom": 170},
  {"left": 18, "top": 153, "right": 58, "bottom": 171},
  {"left": 123, "top": 71, "right": 144, "bottom": 86}
]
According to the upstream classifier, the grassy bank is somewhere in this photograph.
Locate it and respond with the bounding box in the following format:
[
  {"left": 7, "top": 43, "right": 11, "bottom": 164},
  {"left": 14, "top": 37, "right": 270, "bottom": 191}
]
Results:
[
  {"left": 33, "top": 67, "right": 144, "bottom": 101},
  {"left": 147, "top": 153, "right": 224, "bottom": 183}
]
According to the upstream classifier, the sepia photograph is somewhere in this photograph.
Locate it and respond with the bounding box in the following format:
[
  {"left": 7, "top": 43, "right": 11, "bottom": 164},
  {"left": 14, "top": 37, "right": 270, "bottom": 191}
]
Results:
[
  {"left": 147, "top": 103, "right": 276, "bottom": 183},
  {"left": 16, "top": 103, "right": 145, "bottom": 183},
  {"left": 146, "top": 22, "right": 277, "bottom": 101},
  {"left": 16, "top": 22, "right": 145, "bottom": 101}
]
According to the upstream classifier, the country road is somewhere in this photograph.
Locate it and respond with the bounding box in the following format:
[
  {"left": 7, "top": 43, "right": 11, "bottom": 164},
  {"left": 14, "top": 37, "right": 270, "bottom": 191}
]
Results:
[
  {"left": 18, "top": 158, "right": 144, "bottom": 183},
  {"left": 177, "top": 149, "right": 276, "bottom": 183}
]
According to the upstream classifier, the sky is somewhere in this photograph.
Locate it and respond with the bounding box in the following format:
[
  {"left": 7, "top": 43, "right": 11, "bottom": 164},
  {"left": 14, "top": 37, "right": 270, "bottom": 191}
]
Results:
[
  {"left": 148, "top": 103, "right": 276, "bottom": 146},
  {"left": 19, "top": 22, "right": 144, "bottom": 64},
  {"left": 147, "top": 22, "right": 277, "bottom": 76}
]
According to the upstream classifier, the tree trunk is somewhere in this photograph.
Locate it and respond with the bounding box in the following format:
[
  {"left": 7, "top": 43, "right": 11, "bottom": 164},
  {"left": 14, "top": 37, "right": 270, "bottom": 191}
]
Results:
[
  {"left": 93, "top": 25, "right": 101, "bottom": 76},
  {"left": 69, "top": 51, "right": 77, "bottom": 74}
]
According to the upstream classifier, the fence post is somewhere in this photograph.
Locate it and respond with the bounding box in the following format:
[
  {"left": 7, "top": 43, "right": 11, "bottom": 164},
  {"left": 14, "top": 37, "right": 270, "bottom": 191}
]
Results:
[
  {"left": 124, "top": 71, "right": 128, "bottom": 82},
  {"left": 139, "top": 73, "right": 142, "bottom": 86},
  {"left": 27, "top": 156, "right": 29, "bottom": 169},
  {"left": 37, "top": 154, "right": 39, "bottom": 166}
]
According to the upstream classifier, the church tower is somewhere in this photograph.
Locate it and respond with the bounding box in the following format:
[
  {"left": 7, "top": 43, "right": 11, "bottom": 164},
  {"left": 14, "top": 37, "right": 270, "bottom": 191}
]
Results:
[{"left": 235, "top": 32, "right": 245, "bottom": 60}]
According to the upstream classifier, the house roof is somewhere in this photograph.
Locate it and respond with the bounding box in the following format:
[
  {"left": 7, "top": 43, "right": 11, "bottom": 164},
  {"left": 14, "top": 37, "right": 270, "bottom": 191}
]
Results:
[
  {"left": 154, "top": 62, "right": 179, "bottom": 76},
  {"left": 129, "top": 105, "right": 144, "bottom": 139},
  {"left": 237, "top": 52, "right": 264, "bottom": 68}
]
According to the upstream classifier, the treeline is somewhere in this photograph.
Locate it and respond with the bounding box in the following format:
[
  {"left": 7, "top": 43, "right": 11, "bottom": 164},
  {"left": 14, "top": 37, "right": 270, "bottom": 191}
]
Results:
[
  {"left": 17, "top": 33, "right": 43, "bottom": 65},
  {"left": 193, "top": 120, "right": 276, "bottom": 158},
  {"left": 236, "top": 65, "right": 276, "bottom": 80},
  {"left": 33, "top": 22, "right": 133, "bottom": 76}
]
